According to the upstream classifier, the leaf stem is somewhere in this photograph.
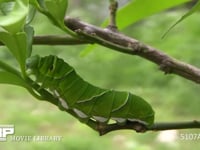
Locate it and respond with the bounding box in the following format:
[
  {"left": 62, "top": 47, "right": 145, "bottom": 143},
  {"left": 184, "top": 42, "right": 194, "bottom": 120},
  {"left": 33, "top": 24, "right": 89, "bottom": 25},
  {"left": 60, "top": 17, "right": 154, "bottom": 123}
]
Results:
[{"left": 0, "top": 60, "right": 21, "bottom": 77}]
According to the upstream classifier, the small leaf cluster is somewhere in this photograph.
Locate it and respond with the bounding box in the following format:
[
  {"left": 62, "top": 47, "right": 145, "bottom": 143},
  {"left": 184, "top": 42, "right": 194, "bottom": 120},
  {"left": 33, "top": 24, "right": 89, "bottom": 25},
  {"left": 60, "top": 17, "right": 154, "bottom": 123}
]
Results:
[{"left": 0, "top": 0, "right": 70, "bottom": 98}]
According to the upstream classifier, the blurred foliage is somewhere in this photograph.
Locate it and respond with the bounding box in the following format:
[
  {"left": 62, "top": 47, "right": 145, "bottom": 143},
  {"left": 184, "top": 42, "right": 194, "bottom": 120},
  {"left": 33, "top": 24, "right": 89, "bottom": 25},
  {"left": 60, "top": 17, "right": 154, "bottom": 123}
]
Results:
[{"left": 1, "top": 0, "right": 200, "bottom": 149}]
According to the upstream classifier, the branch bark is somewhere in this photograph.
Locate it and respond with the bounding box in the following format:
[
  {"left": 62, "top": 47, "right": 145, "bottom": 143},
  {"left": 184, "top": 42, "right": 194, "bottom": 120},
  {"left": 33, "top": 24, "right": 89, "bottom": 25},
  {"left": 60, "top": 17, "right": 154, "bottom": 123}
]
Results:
[
  {"left": 0, "top": 35, "right": 89, "bottom": 46},
  {"left": 64, "top": 17, "right": 200, "bottom": 84},
  {"left": 31, "top": 82, "right": 200, "bottom": 136},
  {"left": 96, "top": 120, "right": 200, "bottom": 136},
  {"left": 33, "top": 35, "right": 89, "bottom": 45}
]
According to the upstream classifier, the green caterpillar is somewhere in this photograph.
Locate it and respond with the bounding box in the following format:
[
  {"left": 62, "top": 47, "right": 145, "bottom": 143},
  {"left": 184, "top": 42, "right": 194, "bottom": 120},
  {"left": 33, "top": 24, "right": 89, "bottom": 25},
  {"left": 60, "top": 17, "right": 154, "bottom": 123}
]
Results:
[{"left": 26, "top": 55, "right": 154, "bottom": 126}]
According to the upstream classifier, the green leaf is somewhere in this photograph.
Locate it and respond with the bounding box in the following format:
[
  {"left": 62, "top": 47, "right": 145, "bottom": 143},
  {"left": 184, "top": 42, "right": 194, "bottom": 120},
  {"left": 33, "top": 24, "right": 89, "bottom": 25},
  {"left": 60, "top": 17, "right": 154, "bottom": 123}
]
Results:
[
  {"left": 31, "top": 0, "right": 75, "bottom": 36},
  {"left": 45, "top": 0, "right": 68, "bottom": 21},
  {"left": 24, "top": 25, "right": 34, "bottom": 57},
  {"left": 29, "top": 0, "right": 42, "bottom": 10},
  {"left": 81, "top": 0, "right": 190, "bottom": 56},
  {"left": 114, "top": 0, "right": 190, "bottom": 30},
  {"left": 0, "top": 60, "right": 21, "bottom": 77},
  {"left": 0, "top": 58, "right": 44, "bottom": 100},
  {"left": 0, "top": 70, "right": 42, "bottom": 99},
  {"left": 0, "top": 1, "right": 14, "bottom": 15},
  {"left": 0, "top": 31, "right": 27, "bottom": 74},
  {"left": 43, "top": 0, "right": 69, "bottom": 31},
  {"left": 0, "top": 71, "right": 28, "bottom": 88},
  {"left": 26, "top": 5, "right": 37, "bottom": 24},
  {"left": 0, "top": 0, "right": 29, "bottom": 33},
  {"left": 162, "top": 0, "right": 200, "bottom": 38},
  {"left": 80, "top": 44, "right": 96, "bottom": 57}
]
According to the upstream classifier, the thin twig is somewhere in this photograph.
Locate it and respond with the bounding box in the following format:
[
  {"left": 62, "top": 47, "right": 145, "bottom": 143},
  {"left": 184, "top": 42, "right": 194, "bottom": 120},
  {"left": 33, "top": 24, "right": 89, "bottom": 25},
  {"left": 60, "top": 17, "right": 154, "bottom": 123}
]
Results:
[
  {"left": 0, "top": 35, "right": 90, "bottom": 46},
  {"left": 96, "top": 120, "right": 200, "bottom": 135},
  {"left": 33, "top": 35, "right": 90, "bottom": 45},
  {"left": 107, "top": 0, "right": 118, "bottom": 31},
  {"left": 149, "top": 120, "right": 200, "bottom": 131}
]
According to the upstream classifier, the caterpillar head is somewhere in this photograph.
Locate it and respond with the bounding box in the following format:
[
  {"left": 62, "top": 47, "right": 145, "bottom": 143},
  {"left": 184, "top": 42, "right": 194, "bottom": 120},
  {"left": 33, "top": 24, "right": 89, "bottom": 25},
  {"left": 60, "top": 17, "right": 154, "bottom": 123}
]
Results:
[
  {"left": 26, "top": 55, "right": 59, "bottom": 84},
  {"left": 26, "top": 55, "right": 40, "bottom": 72},
  {"left": 26, "top": 55, "right": 57, "bottom": 72},
  {"left": 26, "top": 55, "right": 62, "bottom": 77}
]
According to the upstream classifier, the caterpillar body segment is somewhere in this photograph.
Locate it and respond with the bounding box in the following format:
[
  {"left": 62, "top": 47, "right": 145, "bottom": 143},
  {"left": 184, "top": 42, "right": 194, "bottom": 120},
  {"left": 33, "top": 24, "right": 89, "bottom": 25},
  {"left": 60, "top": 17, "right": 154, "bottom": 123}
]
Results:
[{"left": 26, "top": 55, "right": 154, "bottom": 126}]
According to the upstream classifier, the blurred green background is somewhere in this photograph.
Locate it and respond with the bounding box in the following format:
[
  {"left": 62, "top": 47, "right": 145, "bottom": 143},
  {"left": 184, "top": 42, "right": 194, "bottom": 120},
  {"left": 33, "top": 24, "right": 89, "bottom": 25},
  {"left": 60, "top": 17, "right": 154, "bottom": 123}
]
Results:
[{"left": 1, "top": 1, "right": 200, "bottom": 149}]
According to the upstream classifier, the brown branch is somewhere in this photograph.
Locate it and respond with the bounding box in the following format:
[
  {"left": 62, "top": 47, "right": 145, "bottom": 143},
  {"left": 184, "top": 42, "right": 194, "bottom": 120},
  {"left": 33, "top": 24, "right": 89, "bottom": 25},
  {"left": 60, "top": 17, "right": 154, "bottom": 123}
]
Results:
[
  {"left": 30, "top": 78, "right": 200, "bottom": 135},
  {"left": 64, "top": 17, "right": 200, "bottom": 84},
  {"left": 97, "top": 120, "right": 200, "bottom": 136},
  {"left": 29, "top": 81, "right": 200, "bottom": 135},
  {"left": 0, "top": 35, "right": 89, "bottom": 46},
  {"left": 33, "top": 35, "right": 89, "bottom": 45}
]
